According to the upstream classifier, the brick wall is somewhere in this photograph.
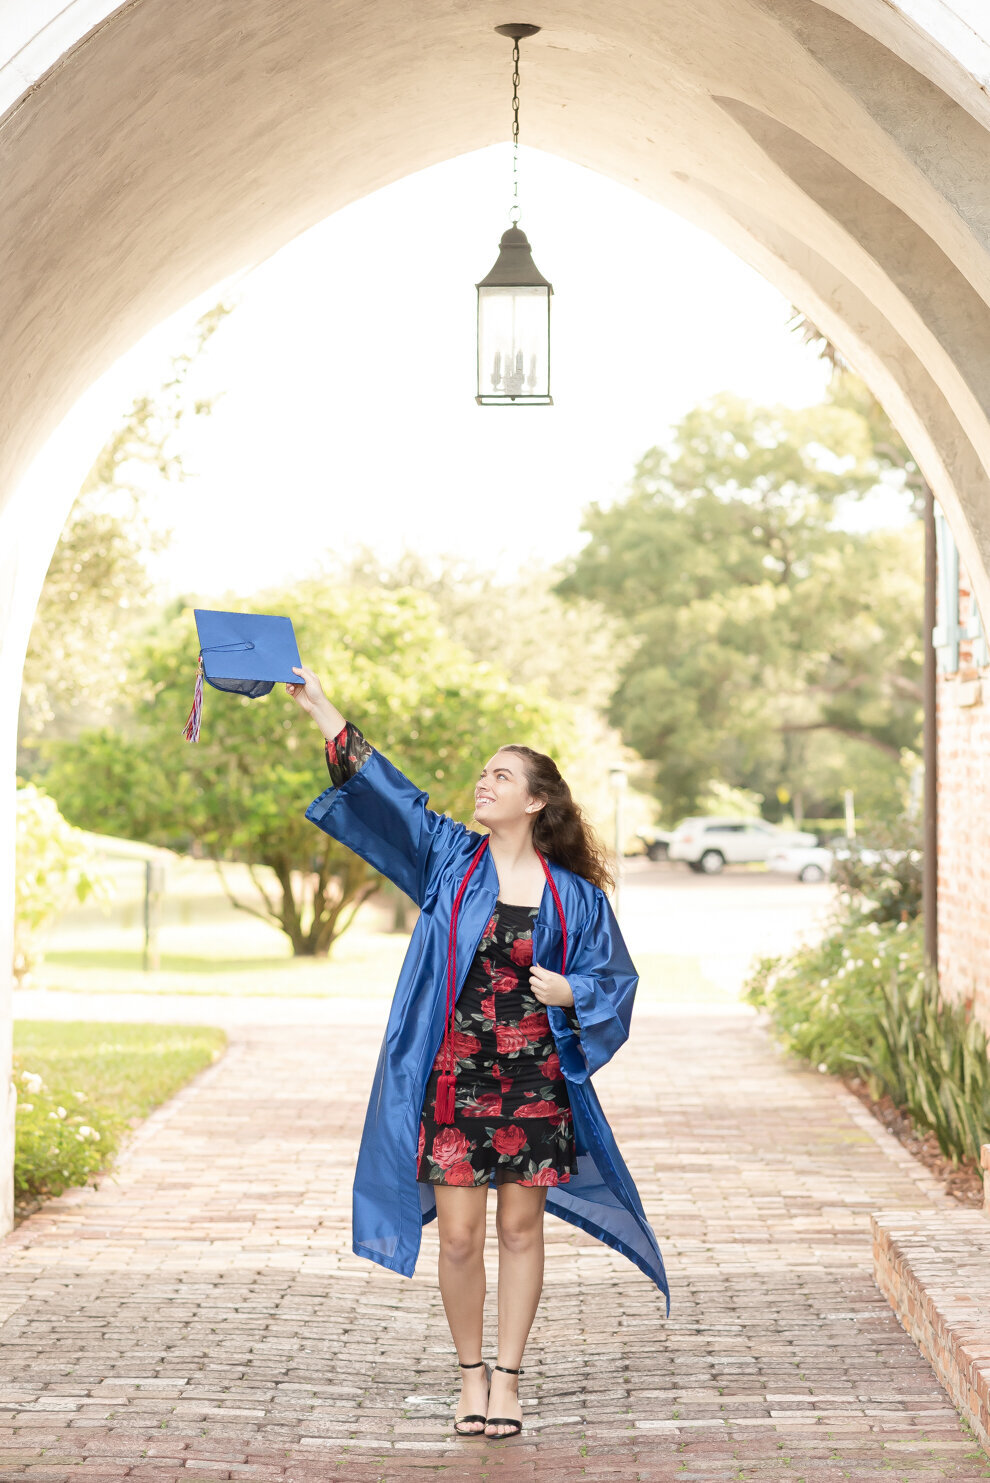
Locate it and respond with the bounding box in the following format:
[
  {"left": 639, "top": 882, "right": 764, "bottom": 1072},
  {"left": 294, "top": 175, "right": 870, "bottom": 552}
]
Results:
[
  {"left": 872, "top": 1211, "right": 990, "bottom": 1457},
  {"left": 936, "top": 564, "right": 990, "bottom": 1027}
]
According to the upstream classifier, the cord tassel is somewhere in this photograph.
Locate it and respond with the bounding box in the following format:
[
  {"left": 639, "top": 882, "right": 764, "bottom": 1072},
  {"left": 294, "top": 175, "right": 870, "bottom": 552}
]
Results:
[
  {"left": 435, "top": 1072, "right": 457, "bottom": 1125},
  {"left": 182, "top": 655, "right": 204, "bottom": 743}
]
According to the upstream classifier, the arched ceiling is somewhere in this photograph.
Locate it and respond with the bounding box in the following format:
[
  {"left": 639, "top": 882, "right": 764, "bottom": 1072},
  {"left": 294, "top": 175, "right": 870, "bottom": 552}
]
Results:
[
  {"left": 3, "top": 0, "right": 990, "bottom": 1238},
  {"left": 3, "top": 0, "right": 990, "bottom": 608}
]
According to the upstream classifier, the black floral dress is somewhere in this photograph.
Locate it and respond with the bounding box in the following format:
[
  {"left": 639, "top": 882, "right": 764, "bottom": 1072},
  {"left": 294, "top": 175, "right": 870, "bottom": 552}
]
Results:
[
  {"left": 324, "top": 724, "right": 578, "bottom": 1190},
  {"left": 418, "top": 899, "right": 577, "bottom": 1188}
]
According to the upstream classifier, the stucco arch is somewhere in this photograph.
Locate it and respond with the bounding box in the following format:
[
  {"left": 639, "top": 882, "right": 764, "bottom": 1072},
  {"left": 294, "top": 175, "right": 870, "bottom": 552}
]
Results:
[{"left": 2, "top": 0, "right": 990, "bottom": 1231}]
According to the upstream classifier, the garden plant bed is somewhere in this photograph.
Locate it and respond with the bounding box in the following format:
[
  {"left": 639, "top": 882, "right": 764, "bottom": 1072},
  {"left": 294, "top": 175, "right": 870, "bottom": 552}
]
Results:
[
  {"left": 846, "top": 1075, "right": 985, "bottom": 1208},
  {"left": 11, "top": 1020, "right": 227, "bottom": 1226}
]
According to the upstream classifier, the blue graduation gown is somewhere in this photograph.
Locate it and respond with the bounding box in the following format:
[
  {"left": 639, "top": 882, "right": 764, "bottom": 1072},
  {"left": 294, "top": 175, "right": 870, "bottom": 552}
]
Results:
[{"left": 305, "top": 747, "right": 669, "bottom": 1311}]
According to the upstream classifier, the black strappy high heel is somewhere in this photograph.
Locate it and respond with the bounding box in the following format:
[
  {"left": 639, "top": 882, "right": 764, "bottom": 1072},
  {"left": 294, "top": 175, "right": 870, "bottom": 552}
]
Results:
[
  {"left": 485, "top": 1363, "right": 524, "bottom": 1439},
  {"left": 453, "top": 1359, "right": 491, "bottom": 1436}
]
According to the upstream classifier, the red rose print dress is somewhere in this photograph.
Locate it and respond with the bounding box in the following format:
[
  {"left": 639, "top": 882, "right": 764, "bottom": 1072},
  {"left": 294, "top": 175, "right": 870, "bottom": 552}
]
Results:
[
  {"left": 417, "top": 900, "right": 578, "bottom": 1189},
  {"left": 323, "top": 725, "right": 577, "bottom": 1190}
]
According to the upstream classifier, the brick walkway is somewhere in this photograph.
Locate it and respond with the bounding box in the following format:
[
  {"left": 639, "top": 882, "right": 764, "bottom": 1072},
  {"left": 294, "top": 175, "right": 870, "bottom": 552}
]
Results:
[{"left": 1, "top": 1005, "right": 988, "bottom": 1482}]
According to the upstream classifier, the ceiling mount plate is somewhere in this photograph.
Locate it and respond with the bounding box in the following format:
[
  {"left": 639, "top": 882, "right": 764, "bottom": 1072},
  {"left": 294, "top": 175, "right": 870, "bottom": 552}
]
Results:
[{"left": 494, "top": 23, "right": 542, "bottom": 40}]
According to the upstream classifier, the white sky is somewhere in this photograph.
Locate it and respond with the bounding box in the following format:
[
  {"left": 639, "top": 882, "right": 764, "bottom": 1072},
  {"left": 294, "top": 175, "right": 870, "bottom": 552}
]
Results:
[{"left": 113, "top": 145, "right": 866, "bottom": 598}]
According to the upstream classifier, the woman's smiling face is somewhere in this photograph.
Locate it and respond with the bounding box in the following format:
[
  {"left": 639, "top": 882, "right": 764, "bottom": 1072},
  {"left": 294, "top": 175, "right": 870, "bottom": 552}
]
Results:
[{"left": 473, "top": 749, "right": 545, "bottom": 828}]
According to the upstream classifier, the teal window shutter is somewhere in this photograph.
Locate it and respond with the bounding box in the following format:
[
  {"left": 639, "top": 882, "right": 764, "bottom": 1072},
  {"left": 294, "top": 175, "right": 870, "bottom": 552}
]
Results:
[
  {"left": 963, "top": 598, "right": 990, "bottom": 668},
  {"left": 933, "top": 507, "right": 989, "bottom": 672},
  {"left": 933, "top": 509, "right": 960, "bottom": 673}
]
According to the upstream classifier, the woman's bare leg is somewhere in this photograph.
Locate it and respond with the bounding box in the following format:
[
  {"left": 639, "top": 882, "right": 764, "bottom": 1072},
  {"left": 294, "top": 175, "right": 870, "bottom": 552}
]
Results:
[
  {"left": 487, "top": 1182, "right": 548, "bottom": 1436},
  {"left": 434, "top": 1185, "right": 490, "bottom": 1431}
]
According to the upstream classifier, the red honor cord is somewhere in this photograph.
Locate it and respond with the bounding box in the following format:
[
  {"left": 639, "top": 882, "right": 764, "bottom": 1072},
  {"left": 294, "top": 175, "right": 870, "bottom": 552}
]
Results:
[{"left": 434, "top": 840, "right": 567, "bottom": 1125}]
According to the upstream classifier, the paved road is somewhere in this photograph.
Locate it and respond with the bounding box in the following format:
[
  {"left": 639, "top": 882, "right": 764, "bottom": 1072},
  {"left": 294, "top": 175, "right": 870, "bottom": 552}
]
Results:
[
  {"left": 2, "top": 992, "right": 987, "bottom": 1479},
  {"left": 618, "top": 859, "right": 833, "bottom": 995}
]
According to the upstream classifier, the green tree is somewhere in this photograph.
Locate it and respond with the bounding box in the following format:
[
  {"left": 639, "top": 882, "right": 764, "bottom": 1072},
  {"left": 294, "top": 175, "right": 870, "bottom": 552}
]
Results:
[
  {"left": 790, "top": 313, "right": 926, "bottom": 513},
  {"left": 339, "top": 548, "right": 626, "bottom": 713},
  {"left": 558, "top": 393, "right": 923, "bottom": 821},
  {"left": 45, "top": 583, "right": 575, "bottom": 957},
  {"left": 336, "top": 549, "right": 641, "bottom": 837},
  {"left": 18, "top": 302, "right": 231, "bottom": 765}
]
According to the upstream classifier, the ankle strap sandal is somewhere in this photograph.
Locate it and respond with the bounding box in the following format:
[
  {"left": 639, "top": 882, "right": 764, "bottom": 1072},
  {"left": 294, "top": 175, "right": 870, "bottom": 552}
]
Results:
[
  {"left": 453, "top": 1359, "right": 491, "bottom": 1437},
  {"left": 485, "top": 1363, "right": 524, "bottom": 1439}
]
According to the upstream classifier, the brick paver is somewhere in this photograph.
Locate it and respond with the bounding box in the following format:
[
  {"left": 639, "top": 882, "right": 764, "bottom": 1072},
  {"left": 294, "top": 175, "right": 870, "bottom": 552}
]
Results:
[{"left": 1, "top": 1004, "right": 988, "bottom": 1481}]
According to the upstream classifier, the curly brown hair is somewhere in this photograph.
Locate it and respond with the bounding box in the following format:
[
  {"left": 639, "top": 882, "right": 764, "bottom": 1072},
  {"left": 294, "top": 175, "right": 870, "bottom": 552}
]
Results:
[{"left": 500, "top": 744, "right": 614, "bottom": 893}]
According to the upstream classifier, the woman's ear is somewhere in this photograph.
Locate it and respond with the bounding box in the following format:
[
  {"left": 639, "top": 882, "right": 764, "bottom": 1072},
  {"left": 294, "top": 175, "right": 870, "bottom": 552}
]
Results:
[{"left": 525, "top": 794, "right": 548, "bottom": 816}]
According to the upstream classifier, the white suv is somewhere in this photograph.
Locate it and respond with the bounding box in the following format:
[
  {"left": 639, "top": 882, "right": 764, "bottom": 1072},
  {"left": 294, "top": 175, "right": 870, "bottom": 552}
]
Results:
[{"left": 668, "top": 817, "right": 819, "bottom": 874}]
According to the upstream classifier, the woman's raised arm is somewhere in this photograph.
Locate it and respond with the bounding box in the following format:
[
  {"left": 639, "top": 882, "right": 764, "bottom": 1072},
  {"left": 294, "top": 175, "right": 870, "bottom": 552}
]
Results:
[
  {"left": 288, "top": 663, "right": 469, "bottom": 906},
  {"left": 286, "top": 664, "right": 346, "bottom": 739}
]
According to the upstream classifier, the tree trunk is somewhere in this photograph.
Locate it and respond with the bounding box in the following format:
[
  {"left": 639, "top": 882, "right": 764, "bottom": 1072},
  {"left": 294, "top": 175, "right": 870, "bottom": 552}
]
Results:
[
  {"left": 217, "top": 845, "right": 382, "bottom": 958},
  {"left": 391, "top": 887, "right": 410, "bottom": 933}
]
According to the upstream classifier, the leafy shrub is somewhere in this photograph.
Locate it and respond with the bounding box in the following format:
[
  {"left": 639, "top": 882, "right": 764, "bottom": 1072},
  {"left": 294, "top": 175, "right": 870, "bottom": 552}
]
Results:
[
  {"left": 745, "top": 917, "right": 922, "bottom": 1074},
  {"left": 869, "top": 968, "right": 990, "bottom": 1165},
  {"left": 745, "top": 913, "right": 990, "bottom": 1165},
  {"left": 830, "top": 817, "right": 923, "bottom": 924},
  {"left": 14, "top": 786, "right": 102, "bottom": 983},
  {"left": 12, "top": 1066, "right": 124, "bottom": 1200},
  {"left": 12, "top": 1022, "right": 227, "bottom": 1206}
]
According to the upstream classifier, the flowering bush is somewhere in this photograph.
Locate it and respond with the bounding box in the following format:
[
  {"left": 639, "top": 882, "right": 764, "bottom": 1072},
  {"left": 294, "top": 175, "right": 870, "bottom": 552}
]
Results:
[
  {"left": 12, "top": 1022, "right": 226, "bottom": 1210},
  {"left": 830, "top": 817, "right": 923, "bottom": 924},
  {"left": 12, "top": 1066, "right": 124, "bottom": 1201},
  {"left": 744, "top": 916, "right": 923, "bottom": 1075},
  {"left": 745, "top": 913, "right": 990, "bottom": 1164}
]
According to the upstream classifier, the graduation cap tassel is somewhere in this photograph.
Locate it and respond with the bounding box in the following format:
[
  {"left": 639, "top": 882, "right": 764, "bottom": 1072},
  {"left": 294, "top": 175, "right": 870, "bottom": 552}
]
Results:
[{"left": 182, "top": 655, "right": 204, "bottom": 743}]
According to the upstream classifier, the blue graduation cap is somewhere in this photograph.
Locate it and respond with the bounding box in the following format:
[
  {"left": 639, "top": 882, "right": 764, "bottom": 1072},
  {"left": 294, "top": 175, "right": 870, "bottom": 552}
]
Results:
[{"left": 183, "top": 608, "right": 303, "bottom": 742}]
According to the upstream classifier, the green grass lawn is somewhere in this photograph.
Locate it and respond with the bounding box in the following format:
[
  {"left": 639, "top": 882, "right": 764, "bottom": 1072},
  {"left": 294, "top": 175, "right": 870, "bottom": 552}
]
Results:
[
  {"left": 37, "top": 942, "right": 731, "bottom": 1004},
  {"left": 13, "top": 1021, "right": 228, "bottom": 1209},
  {"left": 46, "top": 950, "right": 295, "bottom": 976},
  {"left": 39, "top": 930, "right": 413, "bottom": 997},
  {"left": 14, "top": 1020, "right": 228, "bottom": 1120}
]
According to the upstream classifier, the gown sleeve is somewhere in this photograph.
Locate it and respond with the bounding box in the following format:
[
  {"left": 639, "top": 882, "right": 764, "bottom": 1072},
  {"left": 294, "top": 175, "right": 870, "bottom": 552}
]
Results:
[
  {"left": 324, "top": 722, "right": 373, "bottom": 787},
  {"left": 306, "top": 723, "right": 468, "bottom": 907},
  {"left": 560, "top": 890, "right": 638, "bottom": 1082}
]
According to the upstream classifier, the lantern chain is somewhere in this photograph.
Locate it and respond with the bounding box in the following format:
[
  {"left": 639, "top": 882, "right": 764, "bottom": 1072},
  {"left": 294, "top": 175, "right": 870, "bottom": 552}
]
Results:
[{"left": 510, "top": 38, "right": 521, "bottom": 225}]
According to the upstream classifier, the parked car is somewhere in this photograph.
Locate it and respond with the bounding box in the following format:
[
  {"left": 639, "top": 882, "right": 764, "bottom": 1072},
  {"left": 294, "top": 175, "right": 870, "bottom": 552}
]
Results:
[
  {"left": 767, "top": 844, "right": 835, "bottom": 883},
  {"left": 829, "top": 841, "right": 901, "bottom": 868},
  {"left": 668, "top": 817, "right": 819, "bottom": 874},
  {"left": 637, "top": 828, "right": 673, "bottom": 861}
]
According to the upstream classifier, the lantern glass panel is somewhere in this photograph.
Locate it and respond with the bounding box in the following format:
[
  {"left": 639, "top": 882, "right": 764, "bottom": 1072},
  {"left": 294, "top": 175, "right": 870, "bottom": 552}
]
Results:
[{"left": 477, "top": 284, "right": 550, "bottom": 403}]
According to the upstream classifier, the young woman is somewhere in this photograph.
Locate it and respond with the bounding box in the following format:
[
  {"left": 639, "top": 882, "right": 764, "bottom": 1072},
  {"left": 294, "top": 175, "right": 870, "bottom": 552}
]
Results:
[{"left": 287, "top": 666, "right": 668, "bottom": 1440}]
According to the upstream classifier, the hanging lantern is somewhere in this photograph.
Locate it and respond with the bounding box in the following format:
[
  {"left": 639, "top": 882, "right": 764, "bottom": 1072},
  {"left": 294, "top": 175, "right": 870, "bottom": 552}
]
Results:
[
  {"left": 476, "top": 225, "right": 553, "bottom": 405},
  {"left": 476, "top": 24, "right": 553, "bottom": 406}
]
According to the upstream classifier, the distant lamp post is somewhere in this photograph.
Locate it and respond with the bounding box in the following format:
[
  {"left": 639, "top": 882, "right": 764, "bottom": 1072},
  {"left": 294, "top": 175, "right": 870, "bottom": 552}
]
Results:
[
  {"left": 476, "top": 23, "right": 553, "bottom": 406},
  {"left": 609, "top": 765, "right": 628, "bottom": 919},
  {"left": 844, "top": 787, "right": 856, "bottom": 840}
]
